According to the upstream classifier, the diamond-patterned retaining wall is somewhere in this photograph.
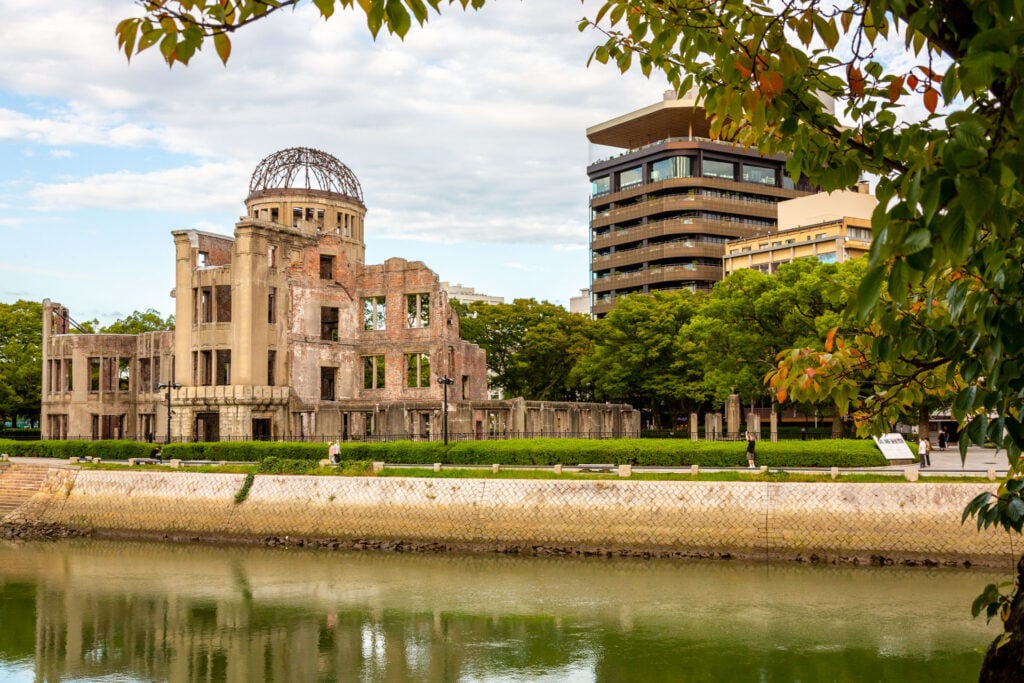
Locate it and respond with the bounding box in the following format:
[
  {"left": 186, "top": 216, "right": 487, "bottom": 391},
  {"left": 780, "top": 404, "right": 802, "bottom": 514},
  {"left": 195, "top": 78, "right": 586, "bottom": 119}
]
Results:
[{"left": 10, "top": 470, "right": 1012, "bottom": 565}]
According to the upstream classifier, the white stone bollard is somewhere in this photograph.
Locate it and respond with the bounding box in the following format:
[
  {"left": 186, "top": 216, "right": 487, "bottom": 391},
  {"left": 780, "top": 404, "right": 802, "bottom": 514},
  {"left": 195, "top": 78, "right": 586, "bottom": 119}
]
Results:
[
  {"left": 830, "top": 466, "right": 839, "bottom": 480},
  {"left": 553, "top": 464, "right": 562, "bottom": 475},
  {"left": 988, "top": 469, "right": 997, "bottom": 481},
  {"left": 68, "top": 457, "right": 79, "bottom": 464},
  {"left": 433, "top": 462, "right": 441, "bottom": 472},
  {"left": 492, "top": 463, "right": 500, "bottom": 473},
  {"left": 372, "top": 461, "right": 385, "bottom": 473},
  {"left": 904, "top": 467, "right": 919, "bottom": 482},
  {"left": 618, "top": 464, "right": 632, "bottom": 478},
  {"left": 170, "top": 459, "right": 182, "bottom": 469},
  {"left": 690, "top": 464, "right": 699, "bottom": 476},
  {"left": 0, "top": 453, "right": 8, "bottom": 461}
]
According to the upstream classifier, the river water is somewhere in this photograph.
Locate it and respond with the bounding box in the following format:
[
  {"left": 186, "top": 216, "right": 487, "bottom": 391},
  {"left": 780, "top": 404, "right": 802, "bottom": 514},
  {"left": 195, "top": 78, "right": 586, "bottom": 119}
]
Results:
[{"left": 0, "top": 539, "right": 1006, "bottom": 682}]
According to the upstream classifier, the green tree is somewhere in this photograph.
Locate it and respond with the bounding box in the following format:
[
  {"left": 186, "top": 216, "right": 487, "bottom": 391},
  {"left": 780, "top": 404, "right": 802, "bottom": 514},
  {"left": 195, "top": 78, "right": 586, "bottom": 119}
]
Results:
[
  {"left": 458, "top": 299, "right": 596, "bottom": 401},
  {"left": 0, "top": 300, "right": 43, "bottom": 427},
  {"left": 101, "top": 309, "right": 175, "bottom": 334},
  {"left": 113, "top": 0, "right": 1024, "bottom": 676},
  {"left": 682, "top": 260, "right": 847, "bottom": 413},
  {"left": 573, "top": 290, "right": 705, "bottom": 427}
]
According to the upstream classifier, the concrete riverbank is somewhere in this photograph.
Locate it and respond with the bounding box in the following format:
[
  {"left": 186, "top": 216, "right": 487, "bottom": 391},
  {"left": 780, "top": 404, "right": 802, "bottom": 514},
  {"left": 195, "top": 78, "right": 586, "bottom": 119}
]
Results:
[{"left": 0, "top": 464, "right": 1014, "bottom": 567}]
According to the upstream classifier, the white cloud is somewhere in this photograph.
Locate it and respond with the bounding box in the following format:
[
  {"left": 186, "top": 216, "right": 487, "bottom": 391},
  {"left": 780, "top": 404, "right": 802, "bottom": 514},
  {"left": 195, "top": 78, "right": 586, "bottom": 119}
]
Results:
[{"left": 29, "top": 162, "right": 250, "bottom": 212}]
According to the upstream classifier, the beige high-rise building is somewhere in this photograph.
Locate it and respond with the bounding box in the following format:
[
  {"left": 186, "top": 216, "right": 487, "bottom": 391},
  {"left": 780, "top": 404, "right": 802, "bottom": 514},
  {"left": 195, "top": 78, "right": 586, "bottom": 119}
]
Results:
[{"left": 41, "top": 148, "right": 637, "bottom": 442}]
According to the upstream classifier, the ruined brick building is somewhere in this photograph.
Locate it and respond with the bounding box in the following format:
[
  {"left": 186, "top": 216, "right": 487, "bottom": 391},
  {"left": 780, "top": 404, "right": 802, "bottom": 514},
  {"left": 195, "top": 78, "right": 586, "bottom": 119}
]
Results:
[{"left": 41, "top": 148, "right": 638, "bottom": 442}]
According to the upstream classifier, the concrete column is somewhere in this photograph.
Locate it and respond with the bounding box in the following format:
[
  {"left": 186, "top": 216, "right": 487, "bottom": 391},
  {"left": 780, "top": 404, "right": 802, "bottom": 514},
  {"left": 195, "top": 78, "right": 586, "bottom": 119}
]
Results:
[
  {"left": 770, "top": 411, "right": 778, "bottom": 442},
  {"left": 690, "top": 412, "right": 698, "bottom": 440},
  {"left": 726, "top": 394, "right": 741, "bottom": 438}
]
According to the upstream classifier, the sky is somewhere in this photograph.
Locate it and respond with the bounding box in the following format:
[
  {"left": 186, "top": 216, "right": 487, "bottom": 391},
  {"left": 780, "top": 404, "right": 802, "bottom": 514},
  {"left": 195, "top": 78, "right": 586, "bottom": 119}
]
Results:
[{"left": 0, "top": 0, "right": 670, "bottom": 325}]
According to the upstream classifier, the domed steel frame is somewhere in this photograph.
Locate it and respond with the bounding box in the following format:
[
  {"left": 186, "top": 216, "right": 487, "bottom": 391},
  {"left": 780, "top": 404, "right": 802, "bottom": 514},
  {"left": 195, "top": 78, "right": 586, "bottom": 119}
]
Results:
[{"left": 248, "top": 147, "right": 363, "bottom": 203}]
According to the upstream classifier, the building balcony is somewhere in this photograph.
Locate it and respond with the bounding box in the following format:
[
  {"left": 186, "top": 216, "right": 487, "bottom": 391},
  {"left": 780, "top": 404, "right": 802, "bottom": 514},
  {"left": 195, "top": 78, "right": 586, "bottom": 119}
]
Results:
[
  {"left": 591, "top": 176, "right": 806, "bottom": 211},
  {"left": 592, "top": 217, "right": 763, "bottom": 250},
  {"left": 591, "top": 193, "right": 778, "bottom": 229},
  {"left": 592, "top": 241, "right": 725, "bottom": 270},
  {"left": 591, "top": 263, "right": 723, "bottom": 293},
  {"left": 591, "top": 282, "right": 715, "bottom": 315}
]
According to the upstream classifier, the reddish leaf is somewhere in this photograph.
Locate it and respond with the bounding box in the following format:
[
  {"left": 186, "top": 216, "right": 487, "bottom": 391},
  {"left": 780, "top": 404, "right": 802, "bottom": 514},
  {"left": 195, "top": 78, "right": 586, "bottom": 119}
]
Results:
[
  {"left": 924, "top": 87, "right": 939, "bottom": 113},
  {"left": 847, "top": 65, "right": 865, "bottom": 97},
  {"left": 887, "top": 76, "right": 904, "bottom": 103},
  {"left": 907, "top": 73, "right": 919, "bottom": 90}
]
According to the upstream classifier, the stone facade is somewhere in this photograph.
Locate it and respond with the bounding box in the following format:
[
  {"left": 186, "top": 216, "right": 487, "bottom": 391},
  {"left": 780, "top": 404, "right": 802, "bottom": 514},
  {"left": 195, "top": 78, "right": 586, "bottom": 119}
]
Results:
[
  {"left": 9, "top": 468, "right": 1013, "bottom": 566},
  {"left": 40, "top": 148, "right": 638, "bottom": 442}
]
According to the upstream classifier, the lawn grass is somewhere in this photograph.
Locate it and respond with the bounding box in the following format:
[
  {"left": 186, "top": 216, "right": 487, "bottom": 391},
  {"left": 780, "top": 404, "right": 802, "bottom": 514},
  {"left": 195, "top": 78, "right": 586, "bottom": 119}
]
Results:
[{"left": 71, "top": 461, "right": 996, "bottom": 484}]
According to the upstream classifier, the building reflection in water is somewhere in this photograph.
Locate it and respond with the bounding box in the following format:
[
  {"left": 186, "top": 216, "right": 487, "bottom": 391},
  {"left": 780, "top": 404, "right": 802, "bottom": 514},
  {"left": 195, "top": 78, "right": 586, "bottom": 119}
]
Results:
[{"left": 0, "top": 539, "right": 1000, "bottom": 682}]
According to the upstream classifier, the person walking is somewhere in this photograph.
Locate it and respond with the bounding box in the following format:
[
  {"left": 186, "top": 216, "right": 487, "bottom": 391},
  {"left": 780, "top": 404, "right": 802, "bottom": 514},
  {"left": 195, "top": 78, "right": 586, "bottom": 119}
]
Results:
[
  {"left": 328, "top": 441, "right": 341, "bottom": 465},
  {"left": 746, "top": 432, "right": 757, "bottom": 469},
  {"left": 918, "top": 437, "right": 931, "bottom": 468}
]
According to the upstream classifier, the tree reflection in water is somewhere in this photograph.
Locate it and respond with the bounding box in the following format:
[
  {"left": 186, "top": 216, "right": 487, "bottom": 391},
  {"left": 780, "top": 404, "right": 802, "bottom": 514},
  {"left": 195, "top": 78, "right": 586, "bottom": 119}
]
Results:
[{"left": 0, "top": 539, "right": 1001, "bottom": 682}]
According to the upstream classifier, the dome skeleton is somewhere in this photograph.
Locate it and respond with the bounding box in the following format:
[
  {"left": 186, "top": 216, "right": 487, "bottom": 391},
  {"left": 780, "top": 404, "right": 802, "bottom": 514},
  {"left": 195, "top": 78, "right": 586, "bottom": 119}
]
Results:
[{"left": 248, "top": 147, "right": 363, "bottom": 203}]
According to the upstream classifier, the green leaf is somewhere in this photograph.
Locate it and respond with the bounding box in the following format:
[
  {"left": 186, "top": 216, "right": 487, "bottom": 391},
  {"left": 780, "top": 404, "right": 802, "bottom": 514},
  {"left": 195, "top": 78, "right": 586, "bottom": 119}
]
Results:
[
  {"left": 213, "top": 32, "right": 231, "bottom": 64},
  {"left": 385, "top": 0, "right": 412, "bottom": 36},
  {"left": 856, "top": 265, "right": 886, "bottom": 318}
]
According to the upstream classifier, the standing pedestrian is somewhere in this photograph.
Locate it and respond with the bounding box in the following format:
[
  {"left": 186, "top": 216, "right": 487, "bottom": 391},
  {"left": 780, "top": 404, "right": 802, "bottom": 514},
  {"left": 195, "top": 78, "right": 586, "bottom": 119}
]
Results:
[
  {"left": 746, "top": 432, "right": 757, "bottom": 469},
  {"left": 918, "top": 437, "right": 931, "bottom": 468},
  {"left": 937, "top": 429, "right": 947, "bottom": 451},
  {"left": 328, "top": 441, "right": 340, "bottom": 465}
]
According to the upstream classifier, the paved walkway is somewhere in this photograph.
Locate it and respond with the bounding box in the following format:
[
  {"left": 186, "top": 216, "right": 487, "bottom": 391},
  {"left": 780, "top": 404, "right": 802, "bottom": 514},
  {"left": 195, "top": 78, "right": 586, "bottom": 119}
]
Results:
[{"left": 1, "top": 444, "right": 1015, "bottom": 477}]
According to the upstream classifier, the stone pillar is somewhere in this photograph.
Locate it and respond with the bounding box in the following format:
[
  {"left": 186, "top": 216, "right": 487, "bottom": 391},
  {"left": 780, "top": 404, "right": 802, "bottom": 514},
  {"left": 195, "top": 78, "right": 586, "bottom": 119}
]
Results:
[
  {"left": 770, "top": 411, "right": 779, "bottom": 442},
  {"left": 726, "top": 394, "right": 741, "bottom": 438},
  {"left": 690, "top": 412, "right": 699, "bottom": 440},
  {"left": 746, "top": 413, "right": 760, "bottom": 438}
]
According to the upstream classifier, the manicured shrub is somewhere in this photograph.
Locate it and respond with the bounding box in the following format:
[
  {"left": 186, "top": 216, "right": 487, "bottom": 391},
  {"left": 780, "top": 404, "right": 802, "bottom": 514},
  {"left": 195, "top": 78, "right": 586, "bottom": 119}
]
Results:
[
  {"left": 257, "top": 457, "right": 319, "bottom": 474},
  {"left": 0, "top": 437, "right": 888, "bottom": 468}
]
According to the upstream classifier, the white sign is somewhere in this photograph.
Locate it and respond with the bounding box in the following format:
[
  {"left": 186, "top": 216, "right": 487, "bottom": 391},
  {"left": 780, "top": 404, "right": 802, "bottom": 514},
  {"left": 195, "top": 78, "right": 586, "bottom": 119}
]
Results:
[{"left": 873, "top": 433, "right": 915, "bottom": 462}]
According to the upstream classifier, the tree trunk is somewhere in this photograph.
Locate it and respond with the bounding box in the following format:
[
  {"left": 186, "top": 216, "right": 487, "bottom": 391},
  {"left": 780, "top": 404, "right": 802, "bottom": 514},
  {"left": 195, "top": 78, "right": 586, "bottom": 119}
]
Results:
[
  {"left": 979, "top": 554, "right": 1024, "bottom": 681},
  {"left": 918, "top": 405, "right": 931, "bottom": 446}
]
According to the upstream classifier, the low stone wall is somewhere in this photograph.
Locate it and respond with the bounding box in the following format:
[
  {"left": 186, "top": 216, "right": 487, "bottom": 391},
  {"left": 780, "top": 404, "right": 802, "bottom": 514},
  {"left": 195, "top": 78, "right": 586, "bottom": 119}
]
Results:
[{"left": 8, "top": 469, "right": 1013, "bottom": 566}]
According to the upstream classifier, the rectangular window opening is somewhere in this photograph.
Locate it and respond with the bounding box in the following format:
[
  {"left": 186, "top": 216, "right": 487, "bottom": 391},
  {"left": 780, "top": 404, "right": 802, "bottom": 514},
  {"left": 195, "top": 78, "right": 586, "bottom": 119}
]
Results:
[
  {"left": 321, "top": 306, "right": 340, "bottom": 341},
  {"left": 320, "top": 254, "right": 335, "bottom": 280},
  {"left": 320, "top": 367, "right": 336, "bottom": 401},
  {"left": 406, "top": 293, "right": 430, "bottom": 328},
  {"left": 363, "top": 354, "right": 386, "bottom": 389},
  {"left": 215, "top": 285, "right": 232, "bottom": 323},
  {"left": 363, "top": 296, "right": 386, "bottom": 330},
  {"left": 406, "top": 352, "right": 431, "bottom": 388}
]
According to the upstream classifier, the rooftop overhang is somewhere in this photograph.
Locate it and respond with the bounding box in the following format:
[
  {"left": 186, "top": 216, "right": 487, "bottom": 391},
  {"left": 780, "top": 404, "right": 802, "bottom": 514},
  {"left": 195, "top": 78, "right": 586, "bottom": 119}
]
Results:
[{"left": 586, "top": 96, "right": 714, "bottom": 149}]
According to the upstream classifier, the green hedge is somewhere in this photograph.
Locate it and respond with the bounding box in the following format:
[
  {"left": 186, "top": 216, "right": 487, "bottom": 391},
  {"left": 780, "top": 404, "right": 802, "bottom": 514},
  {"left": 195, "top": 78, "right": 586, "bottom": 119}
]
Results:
[
  {"left": 0, "top": 438, "right": 887, "bottom": 468},
  {"left": 340, "top": 438, "right": 886, "bottom": 468},
  {"left": 0, "top": 439, "right": 328, "bottom": 462}
]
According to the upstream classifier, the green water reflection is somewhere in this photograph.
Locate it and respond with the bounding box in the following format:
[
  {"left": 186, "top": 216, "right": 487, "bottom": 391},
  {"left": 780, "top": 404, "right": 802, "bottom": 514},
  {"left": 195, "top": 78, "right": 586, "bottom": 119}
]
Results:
[{"left": 0, "top": 539, "right": 1004, "bottom": 682}]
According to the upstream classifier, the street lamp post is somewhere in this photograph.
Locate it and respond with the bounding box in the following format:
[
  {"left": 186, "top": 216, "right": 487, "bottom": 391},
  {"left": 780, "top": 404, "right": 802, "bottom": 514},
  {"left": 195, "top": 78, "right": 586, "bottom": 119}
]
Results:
[
  {"left": 437, "top": 376, "right": 454, "bottom": 445},
  {"left": 157, "top": 382, "right": 182, "bottom": 445}
]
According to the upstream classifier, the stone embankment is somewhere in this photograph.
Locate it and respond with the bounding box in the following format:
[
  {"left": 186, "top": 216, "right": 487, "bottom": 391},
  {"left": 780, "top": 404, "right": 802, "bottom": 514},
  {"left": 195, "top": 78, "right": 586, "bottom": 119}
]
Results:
[{"left": 0, "top": 465, "right": 1013, "bottom": 567}]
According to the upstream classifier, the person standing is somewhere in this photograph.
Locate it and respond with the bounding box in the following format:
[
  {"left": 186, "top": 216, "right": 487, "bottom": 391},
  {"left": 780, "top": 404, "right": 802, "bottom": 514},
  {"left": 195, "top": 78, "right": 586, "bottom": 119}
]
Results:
[
  {"left": 328, "top": 441, "right": 341, "bottom": 465},
  {"left": 746, "top": 432, "right": 757, "bottom": 469},
  {"left": 938, "top": 429, "right": 947, "bottom": 451},
  {"left": 918, "top": 437, "right": 931, "bottom": 468}
]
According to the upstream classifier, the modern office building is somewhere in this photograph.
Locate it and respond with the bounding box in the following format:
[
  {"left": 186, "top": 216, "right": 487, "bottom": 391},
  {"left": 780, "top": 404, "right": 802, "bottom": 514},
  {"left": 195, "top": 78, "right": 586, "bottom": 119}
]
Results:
[
  {"left": 586, "top": 91, "right": 816, "bottom": 316},
  {"left": 723, "top": 187, "right": 876, "bottom": 275},
  {"left": 41, "top": 148, "right": 638, "bottom": 442}
]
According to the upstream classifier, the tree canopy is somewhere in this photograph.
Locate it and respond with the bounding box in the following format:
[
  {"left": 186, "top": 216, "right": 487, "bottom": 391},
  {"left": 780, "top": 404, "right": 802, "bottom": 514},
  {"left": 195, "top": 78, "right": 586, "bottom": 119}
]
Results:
[{"left": 0, "top": 300, "right": 43, "bottom": 427}]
